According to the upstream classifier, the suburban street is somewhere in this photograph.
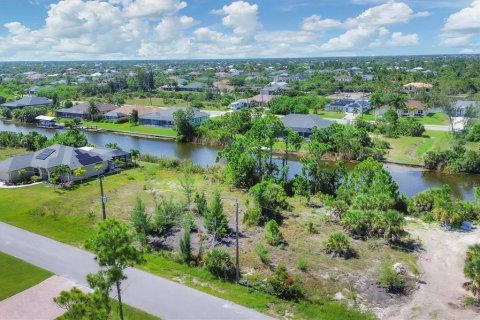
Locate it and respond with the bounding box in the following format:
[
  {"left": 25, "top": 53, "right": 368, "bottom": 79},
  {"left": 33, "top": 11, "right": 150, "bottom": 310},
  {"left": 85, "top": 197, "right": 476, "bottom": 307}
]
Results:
[{"left": 0, "top": 222, "right": 273, "bottom": 320}]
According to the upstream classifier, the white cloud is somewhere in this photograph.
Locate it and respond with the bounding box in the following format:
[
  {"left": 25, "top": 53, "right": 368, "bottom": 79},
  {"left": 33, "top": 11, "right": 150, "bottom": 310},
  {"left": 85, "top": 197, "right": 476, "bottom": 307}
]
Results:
[
  {"left": 122, "top": 0, "right": 187, "bottom": 18},
  {"left": 302, "top": 15, "right": 342, "bottom": 32},
  {"left": 212, "top": 1, "right": 262, "bottom": 42},
  {"left": 441, "top": 0, "right": 480, "bottom": 47},
  {"left": 0, "top": 0, "right": 429, "bottom": 60},
  {"left": 319, "top": 25, "right": 377, "bottom": 52},
  {"left": 345, "top": 1, "right": 415, "bottom": 28},
  {"left": 155, "top": 16, "right": 196, "bottom": 42}
]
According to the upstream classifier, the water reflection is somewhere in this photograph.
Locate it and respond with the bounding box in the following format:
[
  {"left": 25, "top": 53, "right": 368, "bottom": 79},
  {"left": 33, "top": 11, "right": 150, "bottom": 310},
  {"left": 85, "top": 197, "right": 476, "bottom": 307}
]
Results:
[{"left": 1, "top": 120, "right": 479, "bottom": 199}]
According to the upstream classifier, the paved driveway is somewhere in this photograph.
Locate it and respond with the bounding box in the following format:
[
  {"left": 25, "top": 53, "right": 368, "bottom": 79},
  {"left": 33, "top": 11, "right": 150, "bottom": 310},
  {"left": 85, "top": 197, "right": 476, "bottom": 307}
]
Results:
[{"left": 0, "top": 222, "right": 273, "bottom": 320}]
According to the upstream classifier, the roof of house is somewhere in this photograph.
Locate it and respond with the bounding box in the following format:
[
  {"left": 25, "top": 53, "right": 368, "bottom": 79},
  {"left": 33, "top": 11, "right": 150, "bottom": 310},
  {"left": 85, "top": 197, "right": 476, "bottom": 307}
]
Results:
[
  {"left": 405, "top": 100, "right": 426, "bottom": 110},
  {"left": 2, "top": 96, "right": 51, "bottom": 108},
  {"left": 139, "top": 107, "right": 209, "bottom": 121},
  {"left": 281, "top": 114, "right": 332, "bottom": 130},
  {"left": 403, "top": 82, "right": 433, "bottom": 89},
  {"left": 104, "top": 105, "right": 160, "bottom": 118},
  {"left": 0, "top": 144, "right": 117, "bottom": 173},
  {"left": 56, "top": 102, "right": 119, "bottom": 115}
]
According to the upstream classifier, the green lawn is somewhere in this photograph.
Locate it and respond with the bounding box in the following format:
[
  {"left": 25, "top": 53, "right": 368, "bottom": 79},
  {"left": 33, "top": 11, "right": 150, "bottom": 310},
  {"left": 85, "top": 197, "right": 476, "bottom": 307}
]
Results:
[
  {"left": 378, "top": 130, "right": 458, "bottom": 164},
  {"left": 318, "top": 111, "right": 345, "bottom": 119},
  {"left": 0, "top": 251, "right": 52, "bottom": 301},
  {"left": 358, "top": 113, "right": 376, "bottom": 121},
  {"left": 418, "top": 113, "right": 449, "bottom": 125},
  {"left": 0, "top": 147, "right": 27, "bottom": 161},
  {"left": 82, "top": 121, "right": 176, "bottom": 137}
]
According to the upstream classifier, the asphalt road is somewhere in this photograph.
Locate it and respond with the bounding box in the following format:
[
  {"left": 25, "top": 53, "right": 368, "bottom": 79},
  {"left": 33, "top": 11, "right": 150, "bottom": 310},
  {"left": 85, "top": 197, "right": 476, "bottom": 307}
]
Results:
[{"left": 0, "top": 222, "right": 273, "bottom": 320}]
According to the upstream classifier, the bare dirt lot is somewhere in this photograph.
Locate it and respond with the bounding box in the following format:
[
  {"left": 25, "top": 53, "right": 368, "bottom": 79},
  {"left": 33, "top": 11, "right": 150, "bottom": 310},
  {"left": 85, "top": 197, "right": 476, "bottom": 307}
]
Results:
[{"left": 380, "top": 222, "right": 480, "bottom": 320}]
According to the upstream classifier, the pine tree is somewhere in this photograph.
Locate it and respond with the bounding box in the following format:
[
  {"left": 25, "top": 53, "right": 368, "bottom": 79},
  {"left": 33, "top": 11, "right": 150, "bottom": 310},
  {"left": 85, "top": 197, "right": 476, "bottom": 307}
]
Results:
[
  {"left": 204, "top": 191, "right": 228, "bottom": 239},
  {"left": 130, "top": 196, "right": 150, "bottom": 244}
]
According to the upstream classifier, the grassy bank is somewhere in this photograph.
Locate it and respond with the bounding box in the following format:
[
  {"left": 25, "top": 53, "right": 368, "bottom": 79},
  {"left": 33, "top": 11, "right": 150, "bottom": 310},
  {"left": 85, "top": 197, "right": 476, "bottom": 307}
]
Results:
[
  {"left": 0, "top": 251, "right": 52, "bottom": 301},
  {"left": 379, "top": 130, "right": 478, "bottom": 165},
  {"left": 81, "top": 121, "right": 176, "bottom": 138}
]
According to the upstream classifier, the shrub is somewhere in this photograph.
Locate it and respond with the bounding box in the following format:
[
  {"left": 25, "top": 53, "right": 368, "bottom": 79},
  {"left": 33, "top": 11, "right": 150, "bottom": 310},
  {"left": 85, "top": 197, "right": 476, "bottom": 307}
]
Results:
[
  {"left": 203, "top": 248, "right": 235, "bottom": 279},
  {"left": 194, "top": 192, "right": 207, "bottom": 216},
  {"left": 179, "top": 225, "right": 191, "bottom": 264},
  {"left": 306, "top": 221, "right": 315, "bottom": 234},
  {"left": 397, "top": 118, "right": 425, "bottom": 137},
  {"left": 324, "top": 231, "right": 351, "bottom": 258},
  {"left": 464, "top": 244, "right": 480, "bottom": 300},
  {"left": 116, "top": 117, "right": 129, "bottom": 124},
  {"left": 130, "top": 196, "right": 151, "bottom": 244},
  {"left": 297, "top": 257, "right": 308, "bottom": 272},
  {"left": 378, "top": 262, "right": 406, "bottom": 294},
  {"left": 204, "top": 191, "right": 229, "bottom": 238},
  {"left": 264, "top": 220, "right": 283, "bottom": 246},
  {"left": 243, "top": 207, "right": 261, "bottom": 227},
  {"left": 30, "top": 175, "right": 42, "bottom": 183},
  {"left": 153, "top": 198, "right": 183, "bottom": 234},
  {"left": 250, "top": 180, "right": 289, "bottom": 223},
  {"left": 266, "top": 264, "right": 304, "bottom": 301},
  {"left": 255, "top": 244, "right": 269, "bottom": 264},
  {"left": 407, "top": 185, "right": 451, "bottom": 216}
]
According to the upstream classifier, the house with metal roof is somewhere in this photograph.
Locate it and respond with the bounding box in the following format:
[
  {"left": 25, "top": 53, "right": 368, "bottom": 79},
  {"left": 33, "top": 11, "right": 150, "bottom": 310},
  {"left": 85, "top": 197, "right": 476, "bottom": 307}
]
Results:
[
  {"left": 56, "top": 102, "right": 119, "bottom": 119},
  {"left": 0, "top": 144, "right": 130, "bottom": 184},
  {"left": 281, "top": 114, "right": 332, "bottom": 138},
  {"left": 139, "top": 107, "right": 209, "bottom": 127},
  {"left": 2, "top": 96, "right": 51, "bottom": 109}
]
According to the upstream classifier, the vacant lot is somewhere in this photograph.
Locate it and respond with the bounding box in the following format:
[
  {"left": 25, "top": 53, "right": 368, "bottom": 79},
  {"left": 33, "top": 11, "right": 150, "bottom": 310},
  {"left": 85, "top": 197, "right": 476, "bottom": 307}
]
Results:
[{"left": 0, "top": 162, "right": 419, "bottom": 318}]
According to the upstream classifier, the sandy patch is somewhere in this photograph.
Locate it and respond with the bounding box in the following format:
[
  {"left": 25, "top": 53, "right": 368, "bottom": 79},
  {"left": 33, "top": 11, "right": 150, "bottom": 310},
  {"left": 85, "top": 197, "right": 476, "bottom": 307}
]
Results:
[{"left": 380, "top": 223, "right": 480, "bottom": 320}]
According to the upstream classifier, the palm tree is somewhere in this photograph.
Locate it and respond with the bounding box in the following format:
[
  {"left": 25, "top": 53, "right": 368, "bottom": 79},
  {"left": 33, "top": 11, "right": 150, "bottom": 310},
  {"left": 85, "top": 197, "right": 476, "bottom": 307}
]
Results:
[
  {"left": 130, "top": 149, "right": 140, "bottom": 167},
  {"left": 73, "top": 167, "right": 87, "bottom": 183},
  {"left": 87, "top": 100, "right": 99, "bottom": 121},
  {"left": 370, "top": 91, "right": 384, "bottom": 120},
  {"left": 464, "top": 244, "right": 480, "bottom": 300},
  {"left": 324, "top": 231, "right": 351, "bottom": 258},
  {"left": 389, "top": 93, "right": 407, "bottom": 113}
]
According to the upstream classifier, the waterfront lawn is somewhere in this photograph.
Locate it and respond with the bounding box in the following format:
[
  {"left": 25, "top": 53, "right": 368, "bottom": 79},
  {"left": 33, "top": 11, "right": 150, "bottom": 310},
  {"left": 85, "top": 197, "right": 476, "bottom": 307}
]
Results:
[
  {"left": 82, "top": 121, "right": 176, "bottom": 137},
  {"left": 0, "top": 251, "right": 52, "bottom": 301},
  {"left": 378, "top": 130, "right": 457, "bottom": 164},
  {"left": 0, "top": 147, "right": 27, "bottom": 161}
]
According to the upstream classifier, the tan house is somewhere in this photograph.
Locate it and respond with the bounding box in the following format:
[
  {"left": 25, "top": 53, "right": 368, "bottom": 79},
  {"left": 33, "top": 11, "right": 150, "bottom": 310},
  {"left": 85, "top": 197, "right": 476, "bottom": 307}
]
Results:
[
  {"left": 104, "top": 105, "right": 160, "bottom": 120},
  {"left": 403, "top": 82, "right": 433, "bottom": 93}
]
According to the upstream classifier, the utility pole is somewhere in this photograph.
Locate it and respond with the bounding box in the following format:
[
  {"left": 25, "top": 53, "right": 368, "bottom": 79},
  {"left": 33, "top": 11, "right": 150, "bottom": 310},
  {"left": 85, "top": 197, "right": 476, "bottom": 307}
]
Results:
[
  {"left": 235, "top": 200, "right": 240, "bottom": 283},
  {"left": 99, "top": 176, "right": 107, "bottom": 220}
]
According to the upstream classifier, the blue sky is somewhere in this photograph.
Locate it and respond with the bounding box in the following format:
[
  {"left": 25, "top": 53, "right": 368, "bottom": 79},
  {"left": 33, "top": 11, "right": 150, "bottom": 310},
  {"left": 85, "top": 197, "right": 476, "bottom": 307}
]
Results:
[{"left": 0, "top": 0, "right": 479, "bottom": 60}]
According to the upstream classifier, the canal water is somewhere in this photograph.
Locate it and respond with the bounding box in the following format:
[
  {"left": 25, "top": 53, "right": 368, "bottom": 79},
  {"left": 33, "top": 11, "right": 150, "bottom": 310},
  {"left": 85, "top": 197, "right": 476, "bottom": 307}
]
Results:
[{"left": 1, "top": 121, "right": 479, "bottom": 200}]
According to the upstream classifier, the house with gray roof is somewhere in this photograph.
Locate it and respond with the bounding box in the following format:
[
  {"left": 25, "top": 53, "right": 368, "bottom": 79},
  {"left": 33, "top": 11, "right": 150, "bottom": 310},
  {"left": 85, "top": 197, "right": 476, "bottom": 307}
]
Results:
[
  {"left": 139, "top": 107, "right": 209, "bottom": 127},
  {"left": 2, "top": 96, "right": 51, "bottom": 109},
  {"left": 56, "top": 102, "right": 119, "bottom": 119},
  {"left": 0, "top": 144, "right": 130, "bottom": 184},
  {"left": 281, "top": 114, "right": 332, "bottom": 138}
]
